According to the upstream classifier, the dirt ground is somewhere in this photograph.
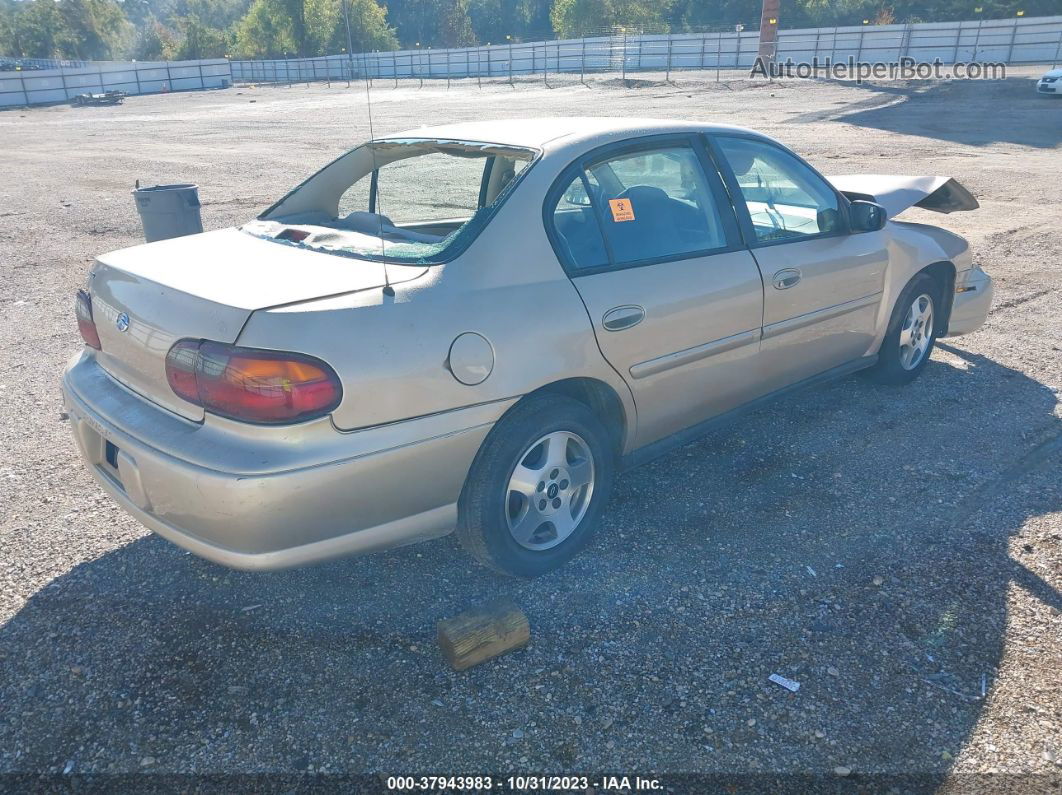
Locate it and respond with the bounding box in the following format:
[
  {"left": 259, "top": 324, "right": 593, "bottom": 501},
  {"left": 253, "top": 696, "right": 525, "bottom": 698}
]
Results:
[{"left": 0, "top": 66, "right": 1060, "bottom": 787}]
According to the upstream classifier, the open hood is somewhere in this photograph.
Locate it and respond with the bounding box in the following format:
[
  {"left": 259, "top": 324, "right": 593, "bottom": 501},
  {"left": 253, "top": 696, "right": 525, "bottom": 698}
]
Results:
[{"left": 827, "top": 175, "right": 979, "bottom": 218}]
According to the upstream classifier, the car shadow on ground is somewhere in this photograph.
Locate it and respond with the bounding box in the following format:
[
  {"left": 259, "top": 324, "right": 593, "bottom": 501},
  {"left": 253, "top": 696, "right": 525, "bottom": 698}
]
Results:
[
  {"left": 786, "top": 76, "right": 1062, "bottom": 148},
  {"left": 2, "top": 344, "right": 1060, "bottom": 779}
]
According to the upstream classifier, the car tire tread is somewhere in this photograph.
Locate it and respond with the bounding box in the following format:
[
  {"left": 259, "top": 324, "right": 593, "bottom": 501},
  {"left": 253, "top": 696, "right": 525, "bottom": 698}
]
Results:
[
  {"left": 864, "top": 272, "right": 943, "bottom": 386},
  {"left": 456, "top": 394, "right": 614, "bottom": 577}
]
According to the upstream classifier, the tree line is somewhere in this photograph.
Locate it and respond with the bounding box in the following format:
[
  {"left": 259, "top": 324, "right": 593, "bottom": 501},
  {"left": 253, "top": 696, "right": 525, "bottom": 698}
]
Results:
[{"left": 0, "top": 0, "right": 1053, "bottom": 62}]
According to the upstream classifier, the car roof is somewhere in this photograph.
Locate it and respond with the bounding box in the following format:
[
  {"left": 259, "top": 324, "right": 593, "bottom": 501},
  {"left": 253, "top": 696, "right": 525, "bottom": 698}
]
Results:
[{"left": 380, "top": 117, "right": 765, "bottom": 152}]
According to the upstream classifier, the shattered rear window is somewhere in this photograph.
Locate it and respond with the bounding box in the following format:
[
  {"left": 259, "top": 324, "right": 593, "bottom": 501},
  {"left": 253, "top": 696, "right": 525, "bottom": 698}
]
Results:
[{"left": 248, "top": 139, "right": 537, "bottom": 264}]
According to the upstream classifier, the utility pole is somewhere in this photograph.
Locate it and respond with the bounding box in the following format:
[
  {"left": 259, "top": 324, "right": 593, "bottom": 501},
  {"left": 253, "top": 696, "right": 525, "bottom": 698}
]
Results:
[
  {"left": 757, "top": 0, "right": 781, "bottom": 63},
  {"left": 342, "top": 0, "right": 356, "bottom": 81}
]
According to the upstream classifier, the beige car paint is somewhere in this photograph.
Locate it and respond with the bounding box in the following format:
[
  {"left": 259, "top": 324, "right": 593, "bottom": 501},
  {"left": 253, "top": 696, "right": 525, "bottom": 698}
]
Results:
[
  {"left": 96, "top": 226, "right": 424, "bottom": 310},
  {"left": 90, "top": 227, "right": 427, "bottom": 422},
  {"left": 752, "top": 233, "right": 888, "bottom": 391},
  {"left": 573, "top": 250, "right": 765, "bottom": 446},
  {"left": 62, "top": 117, "right": 994, "bottom": 570}
]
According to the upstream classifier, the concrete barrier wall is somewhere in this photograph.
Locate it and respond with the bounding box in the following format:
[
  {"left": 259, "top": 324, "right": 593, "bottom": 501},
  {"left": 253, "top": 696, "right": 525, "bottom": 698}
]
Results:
[
  {"left": 0, "top": 59, "right": 231, "bottom": 108},
  {"left": 230, "top": 15, "right": 1062, "bottom": 83}
]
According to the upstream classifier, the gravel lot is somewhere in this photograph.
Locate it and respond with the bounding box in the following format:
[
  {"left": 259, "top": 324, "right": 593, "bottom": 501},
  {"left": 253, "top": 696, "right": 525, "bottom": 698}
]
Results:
[{"left": 1, "top": 67, "right": 1060, "bottom": 786}]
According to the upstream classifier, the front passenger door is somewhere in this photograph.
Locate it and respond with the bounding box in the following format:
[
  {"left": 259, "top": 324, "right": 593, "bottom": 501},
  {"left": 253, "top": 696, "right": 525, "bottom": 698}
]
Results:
[
  {"left": 547, "top": 137, "right": 766, "bottom": 449},
  {"left": 711, "top": 135, "right": 888, "bottom": 392}
]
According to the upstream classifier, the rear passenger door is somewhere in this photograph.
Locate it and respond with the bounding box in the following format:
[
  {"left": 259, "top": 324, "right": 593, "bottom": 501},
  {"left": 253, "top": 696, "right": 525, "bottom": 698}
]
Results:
[{"left": 546, "top": 136, "right": 766, "bottom": 449}]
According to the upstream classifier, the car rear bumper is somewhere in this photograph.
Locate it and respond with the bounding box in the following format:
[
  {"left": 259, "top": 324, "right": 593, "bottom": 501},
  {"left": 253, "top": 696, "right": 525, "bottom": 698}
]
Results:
[
  {"left": 945, "top": 267, "right": 994, "bottom": 337},
  {"left": 62, "top": 352, "right": 508, "bottom": 570}
]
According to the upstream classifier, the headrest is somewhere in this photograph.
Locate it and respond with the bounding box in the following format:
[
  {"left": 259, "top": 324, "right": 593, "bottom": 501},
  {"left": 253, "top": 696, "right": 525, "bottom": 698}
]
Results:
[
  {"left": 725, "top": 147, "right": 757, "bottom": 177},
  {"left": 618, "top": 185, "right": 670, "bottom": 204}
]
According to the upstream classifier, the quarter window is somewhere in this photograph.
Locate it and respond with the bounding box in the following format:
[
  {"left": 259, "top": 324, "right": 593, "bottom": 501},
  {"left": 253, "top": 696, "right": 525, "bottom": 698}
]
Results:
[
  {"left": 551, "top": 172, "right": 609, "bottom": 271},
  {"left": 716, "top": 136, "right": 842, "bottom": 243}
]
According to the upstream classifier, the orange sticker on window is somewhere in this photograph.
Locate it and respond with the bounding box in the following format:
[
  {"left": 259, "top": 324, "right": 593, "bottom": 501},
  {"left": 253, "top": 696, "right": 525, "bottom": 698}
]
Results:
[{"left": 608, "top": 198, "right": 635, "bottom": 222}]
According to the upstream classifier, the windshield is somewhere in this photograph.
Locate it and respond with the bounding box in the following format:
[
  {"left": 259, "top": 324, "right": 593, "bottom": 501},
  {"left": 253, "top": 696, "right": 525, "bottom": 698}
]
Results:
[{"left": 246, "top": 139, "right": 537, "bottom": 264}]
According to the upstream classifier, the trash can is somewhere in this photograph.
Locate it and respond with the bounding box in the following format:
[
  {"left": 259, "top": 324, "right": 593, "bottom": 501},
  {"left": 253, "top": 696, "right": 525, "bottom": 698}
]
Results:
[{"left": 132, "top": 183, "right": 203, "bottom": 243}]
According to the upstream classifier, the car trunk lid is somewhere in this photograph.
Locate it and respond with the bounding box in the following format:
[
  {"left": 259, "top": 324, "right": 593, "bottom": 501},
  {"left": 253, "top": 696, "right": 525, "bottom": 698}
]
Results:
[{"left": 89, "top": 227, "right": 424, "bottom": 421}]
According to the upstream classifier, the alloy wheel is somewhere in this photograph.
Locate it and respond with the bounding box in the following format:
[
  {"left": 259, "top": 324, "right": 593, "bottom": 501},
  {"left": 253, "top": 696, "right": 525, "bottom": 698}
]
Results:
[
  {"left": 505, "top": 431, "right": 595, "bottom": 551},
  {"left": 898, "top": 292, "right": 934, "bottom": 370}
]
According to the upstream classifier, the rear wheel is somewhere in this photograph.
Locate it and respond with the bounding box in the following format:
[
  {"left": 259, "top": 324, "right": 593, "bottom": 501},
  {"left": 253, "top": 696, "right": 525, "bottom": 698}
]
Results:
[
  {"left": 456, "top": 394, "right": 614, "bottom": 577},
  {"left": 865, "top": 273, "right": 942, "bottom": 385}
]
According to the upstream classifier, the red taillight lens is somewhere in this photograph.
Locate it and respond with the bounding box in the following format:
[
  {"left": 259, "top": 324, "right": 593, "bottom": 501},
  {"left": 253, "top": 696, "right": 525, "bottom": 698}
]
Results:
[
  {"left": 165, "top": 339, "right": 200, "bottom": 403},
  {"left": 165, "top": 340, "right": 342, "bottom": 424},
  {"left": 75, "top": 289, "right": 102, "bottom": 350}
]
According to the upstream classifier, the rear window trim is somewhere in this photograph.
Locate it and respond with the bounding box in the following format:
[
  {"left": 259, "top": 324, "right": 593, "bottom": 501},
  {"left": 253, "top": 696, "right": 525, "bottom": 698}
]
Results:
[{"left": 257, "top": 137, "right": 541, "bottom": 266}]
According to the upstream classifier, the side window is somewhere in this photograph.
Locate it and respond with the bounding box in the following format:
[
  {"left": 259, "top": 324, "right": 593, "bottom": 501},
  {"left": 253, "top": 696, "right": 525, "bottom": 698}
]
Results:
[
  {"left": 716, "top": 136, "right": 842, "bottom": 243},
  {"left": 551, "top": 172, "right": 608, "bottom": 271},
  {"left": 588, "top": 145, "right": 726, "bottom": 265}
]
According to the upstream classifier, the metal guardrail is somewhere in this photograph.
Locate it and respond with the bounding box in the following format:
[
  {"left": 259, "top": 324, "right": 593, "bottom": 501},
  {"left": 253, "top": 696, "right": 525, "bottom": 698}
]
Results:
[{"left": 229, "top": 16, "right": 1062, "bottom": 86}]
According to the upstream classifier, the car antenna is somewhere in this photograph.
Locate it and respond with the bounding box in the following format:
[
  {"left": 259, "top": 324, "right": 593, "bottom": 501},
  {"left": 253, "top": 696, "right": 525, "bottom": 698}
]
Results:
[{"left": 344, "top": 0, "right": 393, "bottom": 296}]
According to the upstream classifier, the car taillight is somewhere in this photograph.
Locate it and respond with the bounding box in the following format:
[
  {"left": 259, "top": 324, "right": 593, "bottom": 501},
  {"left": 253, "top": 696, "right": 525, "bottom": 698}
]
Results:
[
  {"left": 75, "top": 289, "right": 101, "bottom": 350},
  {"left": 165, "top": 339, "right": 342, "bottom": 424}
]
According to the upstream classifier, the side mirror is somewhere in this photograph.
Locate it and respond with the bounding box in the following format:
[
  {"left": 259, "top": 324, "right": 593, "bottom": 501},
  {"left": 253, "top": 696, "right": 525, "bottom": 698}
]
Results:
[{"left": 849, "top": 200, "right": 887, "bottom": 233}]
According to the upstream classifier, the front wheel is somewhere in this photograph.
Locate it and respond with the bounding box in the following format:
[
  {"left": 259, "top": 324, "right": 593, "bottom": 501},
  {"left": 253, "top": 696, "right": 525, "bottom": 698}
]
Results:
[
  {"left": 456, "top": 394, "right": 615, "bottom": 577},
  {"left": 865, "top": 272, "right": 942, "bottom": 385}
]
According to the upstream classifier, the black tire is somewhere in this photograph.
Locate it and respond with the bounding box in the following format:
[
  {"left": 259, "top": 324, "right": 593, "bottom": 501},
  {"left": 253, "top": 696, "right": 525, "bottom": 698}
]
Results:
[
  {"left": 864, "top": 272, "right": 943, "bottom": 385},
  {"left": 456, "top": 394, "right": 615, "bottom": 577}
]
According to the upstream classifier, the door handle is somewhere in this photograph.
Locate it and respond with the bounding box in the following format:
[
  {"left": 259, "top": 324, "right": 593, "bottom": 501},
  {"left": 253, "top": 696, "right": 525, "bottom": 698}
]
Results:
[
  {"left": 772, "top": 268, "right": 802, "bottom": 289},
  {"left": 602, "top": 305, "right": 645, "bottom": 331}
]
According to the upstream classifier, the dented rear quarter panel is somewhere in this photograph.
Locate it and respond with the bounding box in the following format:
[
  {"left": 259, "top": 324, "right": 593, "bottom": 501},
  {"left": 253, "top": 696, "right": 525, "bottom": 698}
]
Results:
[{"left": 235, "top": 158, "right": 639, "bottom": 444}]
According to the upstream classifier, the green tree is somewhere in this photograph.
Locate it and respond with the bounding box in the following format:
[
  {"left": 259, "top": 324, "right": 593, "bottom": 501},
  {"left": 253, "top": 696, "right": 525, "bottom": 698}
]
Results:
[
  {"left": 170, "top": 14, "right": 229, "bottom": 56},
  {"left": 670, "top": 0, "right": 779, "bottom": 30},
  {"left": 467, "top": 0, "right": 521, "bottom": 43},
  {"left": 304, "top": 0, "right": 341, "bottom": 53},
  {"left": 133, "top": 18, "right": 178, "bottom": 58},
  {"left": 550, "top": 0, "right": 668, "bottom": 37},
  {"left": 613, "top": 0, "right": 670, "bottom": 32},
  {"left": 386, "top": 0, "right": 480, "bottom": 47},
  {"left": 57, "top": 0, "right": 134, "bottom": 58},
  {"left": 5, "top": 0, "right": 132, "bottom": 59},
  {"left": 0, "top": 0, "right": 17, "bottom": 55},
  {"left": 549, "top": 0, "right": 610, "bottom": 37},
  {"left": 518, "top": 0, "right": 552, "bottom": 38},
  {"left": 9, "top": 0, "right": 65, "bottom": 57},
  {"left": 438, "top": 0, "right": 476, "bottom": 46},
  {"left": 234, "top": 0, "right": 393, "bottom": 57},
  {"left": 325, "top": 0, "right": 398, "bottom": 52},
  {"left": 234, "top": 0, "right": 296, "bottom": 55}
]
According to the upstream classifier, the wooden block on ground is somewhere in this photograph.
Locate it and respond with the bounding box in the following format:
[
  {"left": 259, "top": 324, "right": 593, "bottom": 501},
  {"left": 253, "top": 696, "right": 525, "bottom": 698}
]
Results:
[{"left": 437, "top": 599, "right": 530, "bottom": 671}]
